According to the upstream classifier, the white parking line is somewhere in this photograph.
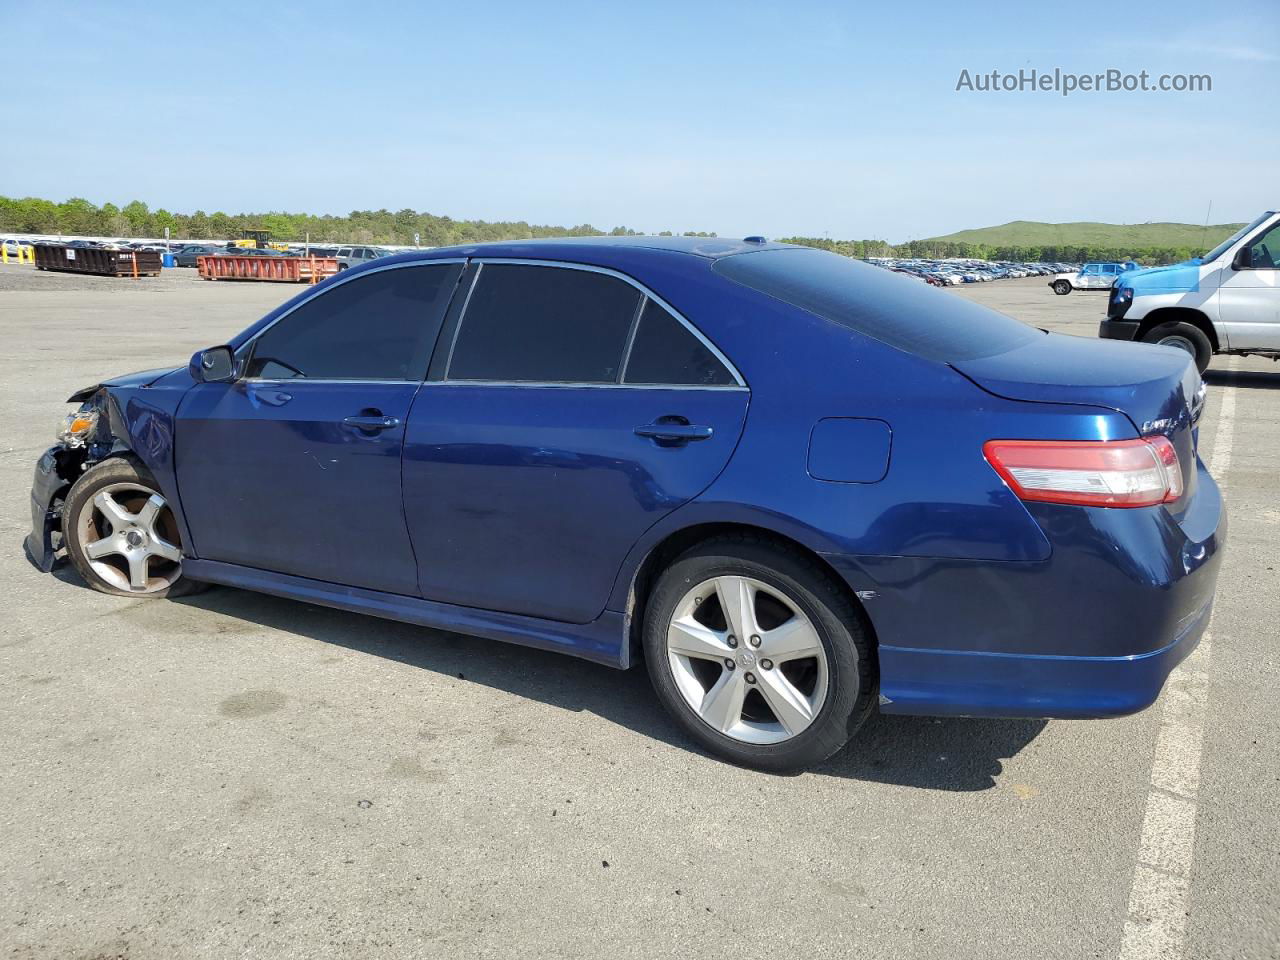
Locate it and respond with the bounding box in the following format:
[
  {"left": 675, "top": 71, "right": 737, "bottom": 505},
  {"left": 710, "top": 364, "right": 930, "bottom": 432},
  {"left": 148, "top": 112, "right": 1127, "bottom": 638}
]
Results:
[{"left": 1118, "top": 366, "right": 1235, "bottom": 959}]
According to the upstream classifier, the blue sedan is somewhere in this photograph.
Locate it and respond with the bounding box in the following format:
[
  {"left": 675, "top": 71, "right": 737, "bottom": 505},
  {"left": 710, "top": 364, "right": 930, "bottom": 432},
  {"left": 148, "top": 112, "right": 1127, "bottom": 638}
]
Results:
[{"left": 26, "top": 236, "right": 1224, "bottom": 771}]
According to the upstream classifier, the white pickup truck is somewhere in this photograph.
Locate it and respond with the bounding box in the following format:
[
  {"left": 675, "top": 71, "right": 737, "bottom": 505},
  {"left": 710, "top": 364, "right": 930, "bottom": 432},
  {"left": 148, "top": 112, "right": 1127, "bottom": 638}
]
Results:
[{"left": 1100, "top": 209, "right": 1280, "bottom": 372}]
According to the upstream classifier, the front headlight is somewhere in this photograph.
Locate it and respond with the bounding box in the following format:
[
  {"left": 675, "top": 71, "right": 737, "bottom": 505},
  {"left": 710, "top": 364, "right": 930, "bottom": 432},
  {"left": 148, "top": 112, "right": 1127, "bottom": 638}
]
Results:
[
  {"left": 1114, "top": 286, "right": 1134, "bottom": 302},
  {"left": 56, "top": 409, "right": 98, "bottom": 447}
]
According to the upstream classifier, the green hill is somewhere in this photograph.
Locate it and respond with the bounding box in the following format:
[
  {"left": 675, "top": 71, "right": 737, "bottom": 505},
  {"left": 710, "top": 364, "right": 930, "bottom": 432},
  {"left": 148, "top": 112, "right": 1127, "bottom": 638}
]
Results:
[{"left": 926, "top": 220, "right": 1244, "bottom": 250}]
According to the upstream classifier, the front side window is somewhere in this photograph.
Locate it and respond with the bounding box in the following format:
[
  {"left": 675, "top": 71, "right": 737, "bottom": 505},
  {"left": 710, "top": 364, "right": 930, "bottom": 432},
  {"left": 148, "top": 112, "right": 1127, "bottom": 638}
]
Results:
[
  {"left": 623, "top": 299, "right": 736, "bottom": 386},
  {"left": 246, "top": 263, "right": 461, "bottom": 380},
  {"left": 1202, "top": 211, "right": 1274, "bottom": 264},
  {"left": 448, "top": 264, "right": 641, "bottom": 382},
  {"left": 1246, "top": 223, "right": 1280, "bottom": 269}
]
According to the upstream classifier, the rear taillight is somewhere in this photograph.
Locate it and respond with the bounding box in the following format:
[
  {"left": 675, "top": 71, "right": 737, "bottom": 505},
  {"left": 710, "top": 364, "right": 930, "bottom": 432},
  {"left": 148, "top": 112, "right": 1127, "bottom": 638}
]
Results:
[{"left": 984, "top": 437, "right": 1183, "bottom": 508}]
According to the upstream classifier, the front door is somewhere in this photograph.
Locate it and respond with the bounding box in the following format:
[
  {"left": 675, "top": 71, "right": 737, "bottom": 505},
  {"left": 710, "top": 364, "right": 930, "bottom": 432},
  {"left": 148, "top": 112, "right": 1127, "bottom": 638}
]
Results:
[
  {"left": 402, "top": 262, "right": 749, "bottom": 624},
  {"left": 1218, "top": 220, "right": 1280, "bottom": 350},
  {"left": 175, "top": 261, "right": 462, "bottom": 594}
]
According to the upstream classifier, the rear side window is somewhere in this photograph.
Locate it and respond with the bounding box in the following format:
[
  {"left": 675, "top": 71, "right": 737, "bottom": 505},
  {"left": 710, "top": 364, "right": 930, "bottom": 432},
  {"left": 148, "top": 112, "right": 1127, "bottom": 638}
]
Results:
[
  {"left": 714, "top": 248, "right": 1038, "bottom": 362},
  {"left": 448, "top": 264, "right": 641, "bottom": 382},
  {"left": 246, "top": 263, "right": 461, "bottom": 380},
  {"left": 623, "top": 299, "right": 736, "bottom": 386}
]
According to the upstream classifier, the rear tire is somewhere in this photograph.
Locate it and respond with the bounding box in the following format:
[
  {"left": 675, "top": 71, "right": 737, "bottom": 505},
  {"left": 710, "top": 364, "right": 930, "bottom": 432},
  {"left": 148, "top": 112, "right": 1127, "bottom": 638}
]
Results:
[
  {"left": 643, "top": 535, "right": 875, "bottom": 772},
  {"left": 63, "top": 456, "right": 206, "bottom": 599},
  {"left": 1052, "top": 280, "right": 1071, "bottom": 295},
  {"left": 1142, "top": 321, "right": 1212, "bottom": 374}
]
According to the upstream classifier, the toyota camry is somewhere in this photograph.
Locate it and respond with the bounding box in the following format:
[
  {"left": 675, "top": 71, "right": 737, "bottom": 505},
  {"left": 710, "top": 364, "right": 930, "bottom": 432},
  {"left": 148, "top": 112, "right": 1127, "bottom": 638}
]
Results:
[{"left": 26, "top": 236, "right": 1224, "bottom": 771}]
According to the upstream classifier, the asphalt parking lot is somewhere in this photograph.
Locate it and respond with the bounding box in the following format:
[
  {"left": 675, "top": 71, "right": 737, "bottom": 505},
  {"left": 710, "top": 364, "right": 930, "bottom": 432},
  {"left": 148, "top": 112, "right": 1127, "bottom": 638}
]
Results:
[{"left": 1, "top": 264, "right": 1276, "bottom": 960}]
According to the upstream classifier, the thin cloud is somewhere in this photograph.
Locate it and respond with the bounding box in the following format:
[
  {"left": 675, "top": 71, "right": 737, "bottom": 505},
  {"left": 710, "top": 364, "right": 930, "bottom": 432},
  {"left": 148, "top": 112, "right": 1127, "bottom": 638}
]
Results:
[{"left": 1137, "top": 38, "right": 1277, "bottom": 62}]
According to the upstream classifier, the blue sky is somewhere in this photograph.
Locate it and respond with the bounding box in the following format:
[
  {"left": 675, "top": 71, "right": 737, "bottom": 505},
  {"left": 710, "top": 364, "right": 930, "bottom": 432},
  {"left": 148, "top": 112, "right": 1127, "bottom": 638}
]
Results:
[{"left": 3, "top": 1, "right": 1277, "bottom": 241}]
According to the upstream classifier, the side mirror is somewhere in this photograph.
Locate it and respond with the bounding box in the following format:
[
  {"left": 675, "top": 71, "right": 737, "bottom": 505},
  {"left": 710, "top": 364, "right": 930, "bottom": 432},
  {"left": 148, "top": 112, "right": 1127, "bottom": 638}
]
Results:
[
  {"left": 190, "top": 345, "right": 237, "bottom": 383},
  {"left": 1232, "top": 247, "right": 1252, "bottom": 270}
]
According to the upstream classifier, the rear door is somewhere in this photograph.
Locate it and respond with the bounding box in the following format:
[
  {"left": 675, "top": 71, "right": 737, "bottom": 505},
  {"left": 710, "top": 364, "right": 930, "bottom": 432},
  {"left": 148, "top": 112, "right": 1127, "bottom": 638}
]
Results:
[{"left": 402, "top": 260, "right": 749, "bottom": 624}]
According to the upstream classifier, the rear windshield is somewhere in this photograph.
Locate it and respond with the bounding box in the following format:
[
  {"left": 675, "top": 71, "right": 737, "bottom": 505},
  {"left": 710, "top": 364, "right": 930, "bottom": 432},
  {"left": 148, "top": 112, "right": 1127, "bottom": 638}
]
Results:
[{"left": 713, "top": 248, "right": 1040, "bottom": 362}]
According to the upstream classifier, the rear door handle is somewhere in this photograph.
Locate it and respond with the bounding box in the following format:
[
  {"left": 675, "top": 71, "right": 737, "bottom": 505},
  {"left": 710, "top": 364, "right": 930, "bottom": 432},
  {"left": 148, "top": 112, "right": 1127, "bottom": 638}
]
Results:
[
  {"left": 343, "top": 415, "right": 400, "bottom": 432},
  {"left": 634, "top": 422, "right": 713, "bottom": 442}
]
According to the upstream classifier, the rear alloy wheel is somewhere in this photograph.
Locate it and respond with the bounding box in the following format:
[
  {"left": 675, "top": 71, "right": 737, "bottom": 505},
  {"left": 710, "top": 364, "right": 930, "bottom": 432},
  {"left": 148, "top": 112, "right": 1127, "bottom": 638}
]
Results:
[
  {"left": 1052, "top": 280, "right": 1071, "bottom": 295},
  {"left": 1142, "top": 320, "right": 1212, "bottom": 374},
  {"left": 644, "top": 536, "right": 874, "bottom": 771},
  {"left": 63, "top": 457, "right": 204, "bottom": 598}
]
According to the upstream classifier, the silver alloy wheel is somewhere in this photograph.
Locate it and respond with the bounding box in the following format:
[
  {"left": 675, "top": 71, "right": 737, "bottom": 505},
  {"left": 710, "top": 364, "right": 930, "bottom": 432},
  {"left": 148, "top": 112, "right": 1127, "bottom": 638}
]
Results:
[
  {"left": 665, "top": 575, "right": 829, "bottom": 744},
  {"left": 75, "top": 482, "right": 183, "bottom": 593},
  {"left": 1157, "top": 333, "right": 1197, "bottom": 358}
]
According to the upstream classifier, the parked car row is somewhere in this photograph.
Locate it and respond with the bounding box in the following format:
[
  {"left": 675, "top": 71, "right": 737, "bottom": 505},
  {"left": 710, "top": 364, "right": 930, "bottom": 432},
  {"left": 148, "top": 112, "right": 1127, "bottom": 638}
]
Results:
[
  {"left": 0, "top": 237, "right": 404, "bottom": 271},
  {"left": 169, "top": 243, "right": 393, "bottom": 270},
  {"left": 866, "top": 257, "right": 1078, "bottom": 287}
]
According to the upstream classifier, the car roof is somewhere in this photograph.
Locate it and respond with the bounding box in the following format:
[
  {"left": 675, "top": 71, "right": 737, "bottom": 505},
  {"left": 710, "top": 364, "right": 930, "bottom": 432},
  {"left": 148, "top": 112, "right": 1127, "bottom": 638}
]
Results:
[{"left": 385, "top": 235, "right": 794, "bottom": 265}]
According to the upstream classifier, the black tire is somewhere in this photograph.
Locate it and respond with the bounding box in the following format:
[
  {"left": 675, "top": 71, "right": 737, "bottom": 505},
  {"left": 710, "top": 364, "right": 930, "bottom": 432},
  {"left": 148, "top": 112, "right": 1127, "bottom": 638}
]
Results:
[
  {"left": 63, "top": 456, "right": 206, "bottom": 599},
  {"left": 1141, "top": 321, "right": 1213, "bottom": 374},
  {"left": 642, "top": 535, "right": 876, "bottom": 772},
  {"left": 1052, "top": 280, "right": 1071, "bottom": 295}
]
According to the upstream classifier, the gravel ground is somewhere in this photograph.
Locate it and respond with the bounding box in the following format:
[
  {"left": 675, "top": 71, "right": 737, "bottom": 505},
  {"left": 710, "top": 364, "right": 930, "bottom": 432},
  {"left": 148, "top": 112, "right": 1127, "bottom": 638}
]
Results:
[{"left": 1, "top": 263, "right": 1276, "bottom": 960}]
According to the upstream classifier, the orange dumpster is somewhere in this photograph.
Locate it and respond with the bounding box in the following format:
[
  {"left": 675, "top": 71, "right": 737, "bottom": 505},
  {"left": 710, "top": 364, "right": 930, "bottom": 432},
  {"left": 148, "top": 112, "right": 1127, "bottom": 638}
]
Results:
[{"left": 197, "top": 255, "right": 341, "bottom": 283}]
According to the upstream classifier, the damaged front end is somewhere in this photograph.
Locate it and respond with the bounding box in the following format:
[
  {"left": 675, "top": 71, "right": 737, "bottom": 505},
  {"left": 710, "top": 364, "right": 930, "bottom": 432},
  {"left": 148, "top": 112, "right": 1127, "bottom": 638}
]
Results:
[{"left": 25, "top": 388, "right": 122, "bottom": 571}]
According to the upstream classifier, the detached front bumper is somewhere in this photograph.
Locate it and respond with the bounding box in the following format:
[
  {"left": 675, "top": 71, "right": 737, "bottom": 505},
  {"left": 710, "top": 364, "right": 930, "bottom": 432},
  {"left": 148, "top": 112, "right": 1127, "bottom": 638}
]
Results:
[
  {"left": 1100, "top": 319, "right": 1141, "bottom": 341},
  {"left": 25, "top": 445, "right": 74, "bottom": 571}
]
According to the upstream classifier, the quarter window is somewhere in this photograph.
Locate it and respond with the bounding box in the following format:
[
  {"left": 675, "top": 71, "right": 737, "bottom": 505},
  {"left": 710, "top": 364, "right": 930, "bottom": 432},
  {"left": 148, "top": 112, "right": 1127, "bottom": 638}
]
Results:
[
  {"left": 623, "top": 299, "right": 736, "bottom": 386},
  {"left": 246, "top": 263, "right": 461, "bottom": 380},
  {"left": 448, "top": 264, "right": 641, "bottom": 382}
]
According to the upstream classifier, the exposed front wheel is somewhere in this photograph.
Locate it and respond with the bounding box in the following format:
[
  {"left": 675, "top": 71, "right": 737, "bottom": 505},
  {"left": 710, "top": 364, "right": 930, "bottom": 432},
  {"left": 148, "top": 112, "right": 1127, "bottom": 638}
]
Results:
[
  {"left": 643, "top": 536, "right": 875, "bottom": 772},
  {"left": 63, "top": 457, "right": 205, "bottom": 598},
  {"left": 1052, "top": 280, "right": 1071, "bottom": 295},
  {"left": 1142, "top": 321, "right": 1212, "bottom": 374}
]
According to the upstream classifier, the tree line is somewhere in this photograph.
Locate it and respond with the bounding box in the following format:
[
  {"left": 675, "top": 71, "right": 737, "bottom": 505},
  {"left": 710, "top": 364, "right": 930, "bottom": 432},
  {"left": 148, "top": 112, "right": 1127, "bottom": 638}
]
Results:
[
  {"left": 0, "top": 195, "right": 1201, "bottom": 264},
  {"left": 0, "top": 195, "right": 715, "bottom": 246}
]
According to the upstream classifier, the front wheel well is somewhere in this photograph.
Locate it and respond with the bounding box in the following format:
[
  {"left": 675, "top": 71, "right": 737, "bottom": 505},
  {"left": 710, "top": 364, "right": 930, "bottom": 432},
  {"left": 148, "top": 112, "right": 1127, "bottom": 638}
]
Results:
[
  {"left": 1138, "top": 308, "right": 1219, "bottom": 351},
  {"left": 625, "top": 522, "right": 877, "bottom": 665}
]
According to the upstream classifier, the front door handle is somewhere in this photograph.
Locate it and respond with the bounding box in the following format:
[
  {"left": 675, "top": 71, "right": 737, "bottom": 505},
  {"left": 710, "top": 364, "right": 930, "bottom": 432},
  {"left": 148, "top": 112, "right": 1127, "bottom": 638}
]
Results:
[
  {"left": 634, "top": 422, "right": 713, "bottom": 443},
  {"left": 343, "top": 415, "right": 400, "bottom": 432}
]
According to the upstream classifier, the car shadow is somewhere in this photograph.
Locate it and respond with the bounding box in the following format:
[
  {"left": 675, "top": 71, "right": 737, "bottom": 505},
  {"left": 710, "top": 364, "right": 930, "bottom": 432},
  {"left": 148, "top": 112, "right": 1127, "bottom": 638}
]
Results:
[
  {"left": 171, "top": 585, "right": 1047, "bottom": 790},
  {"left": 42, "top": 556, "right": 1045, "bottom": 791},
  {"left": 815, "top": 714, "right": 1047, "bottom": 790},
  {"left": 1206, "top": 369, "right": 1280, "bottom": 390}
]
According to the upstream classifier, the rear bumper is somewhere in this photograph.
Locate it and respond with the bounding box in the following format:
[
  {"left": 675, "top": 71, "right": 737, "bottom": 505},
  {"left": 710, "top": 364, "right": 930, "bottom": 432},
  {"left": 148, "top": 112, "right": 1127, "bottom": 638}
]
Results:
[
  {"left": 1100, "top": 319, "right": 1141, "bottom": 341},
  {"left": 876, "top": 594, "right": 1211, "bottom": 718},
  {"left": 828, "top": 459, "right": 1225, "bottom": 719}
]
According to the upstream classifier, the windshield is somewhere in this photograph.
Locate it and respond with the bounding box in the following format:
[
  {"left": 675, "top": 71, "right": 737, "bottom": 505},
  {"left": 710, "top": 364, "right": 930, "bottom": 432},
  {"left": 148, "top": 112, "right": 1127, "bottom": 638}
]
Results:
[
  {"left": 714, "top": 247, "right": 1039, "bottom": 362},
  {"left": 1201, "top": 212, "right": 1275, "bottom": 264}
]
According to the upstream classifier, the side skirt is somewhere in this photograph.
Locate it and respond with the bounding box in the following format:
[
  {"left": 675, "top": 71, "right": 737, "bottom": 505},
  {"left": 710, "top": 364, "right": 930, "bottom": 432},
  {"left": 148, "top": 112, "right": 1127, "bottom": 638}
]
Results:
[{"left": 182, "top": 559, "right": 628, "bottom": 668}]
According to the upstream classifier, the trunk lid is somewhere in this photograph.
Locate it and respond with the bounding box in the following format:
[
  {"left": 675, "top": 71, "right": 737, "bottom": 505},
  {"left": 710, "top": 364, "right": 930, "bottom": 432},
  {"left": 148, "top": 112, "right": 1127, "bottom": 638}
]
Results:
[{"left": 953, "top": 332, "right": 1205, "bottom": 503}]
